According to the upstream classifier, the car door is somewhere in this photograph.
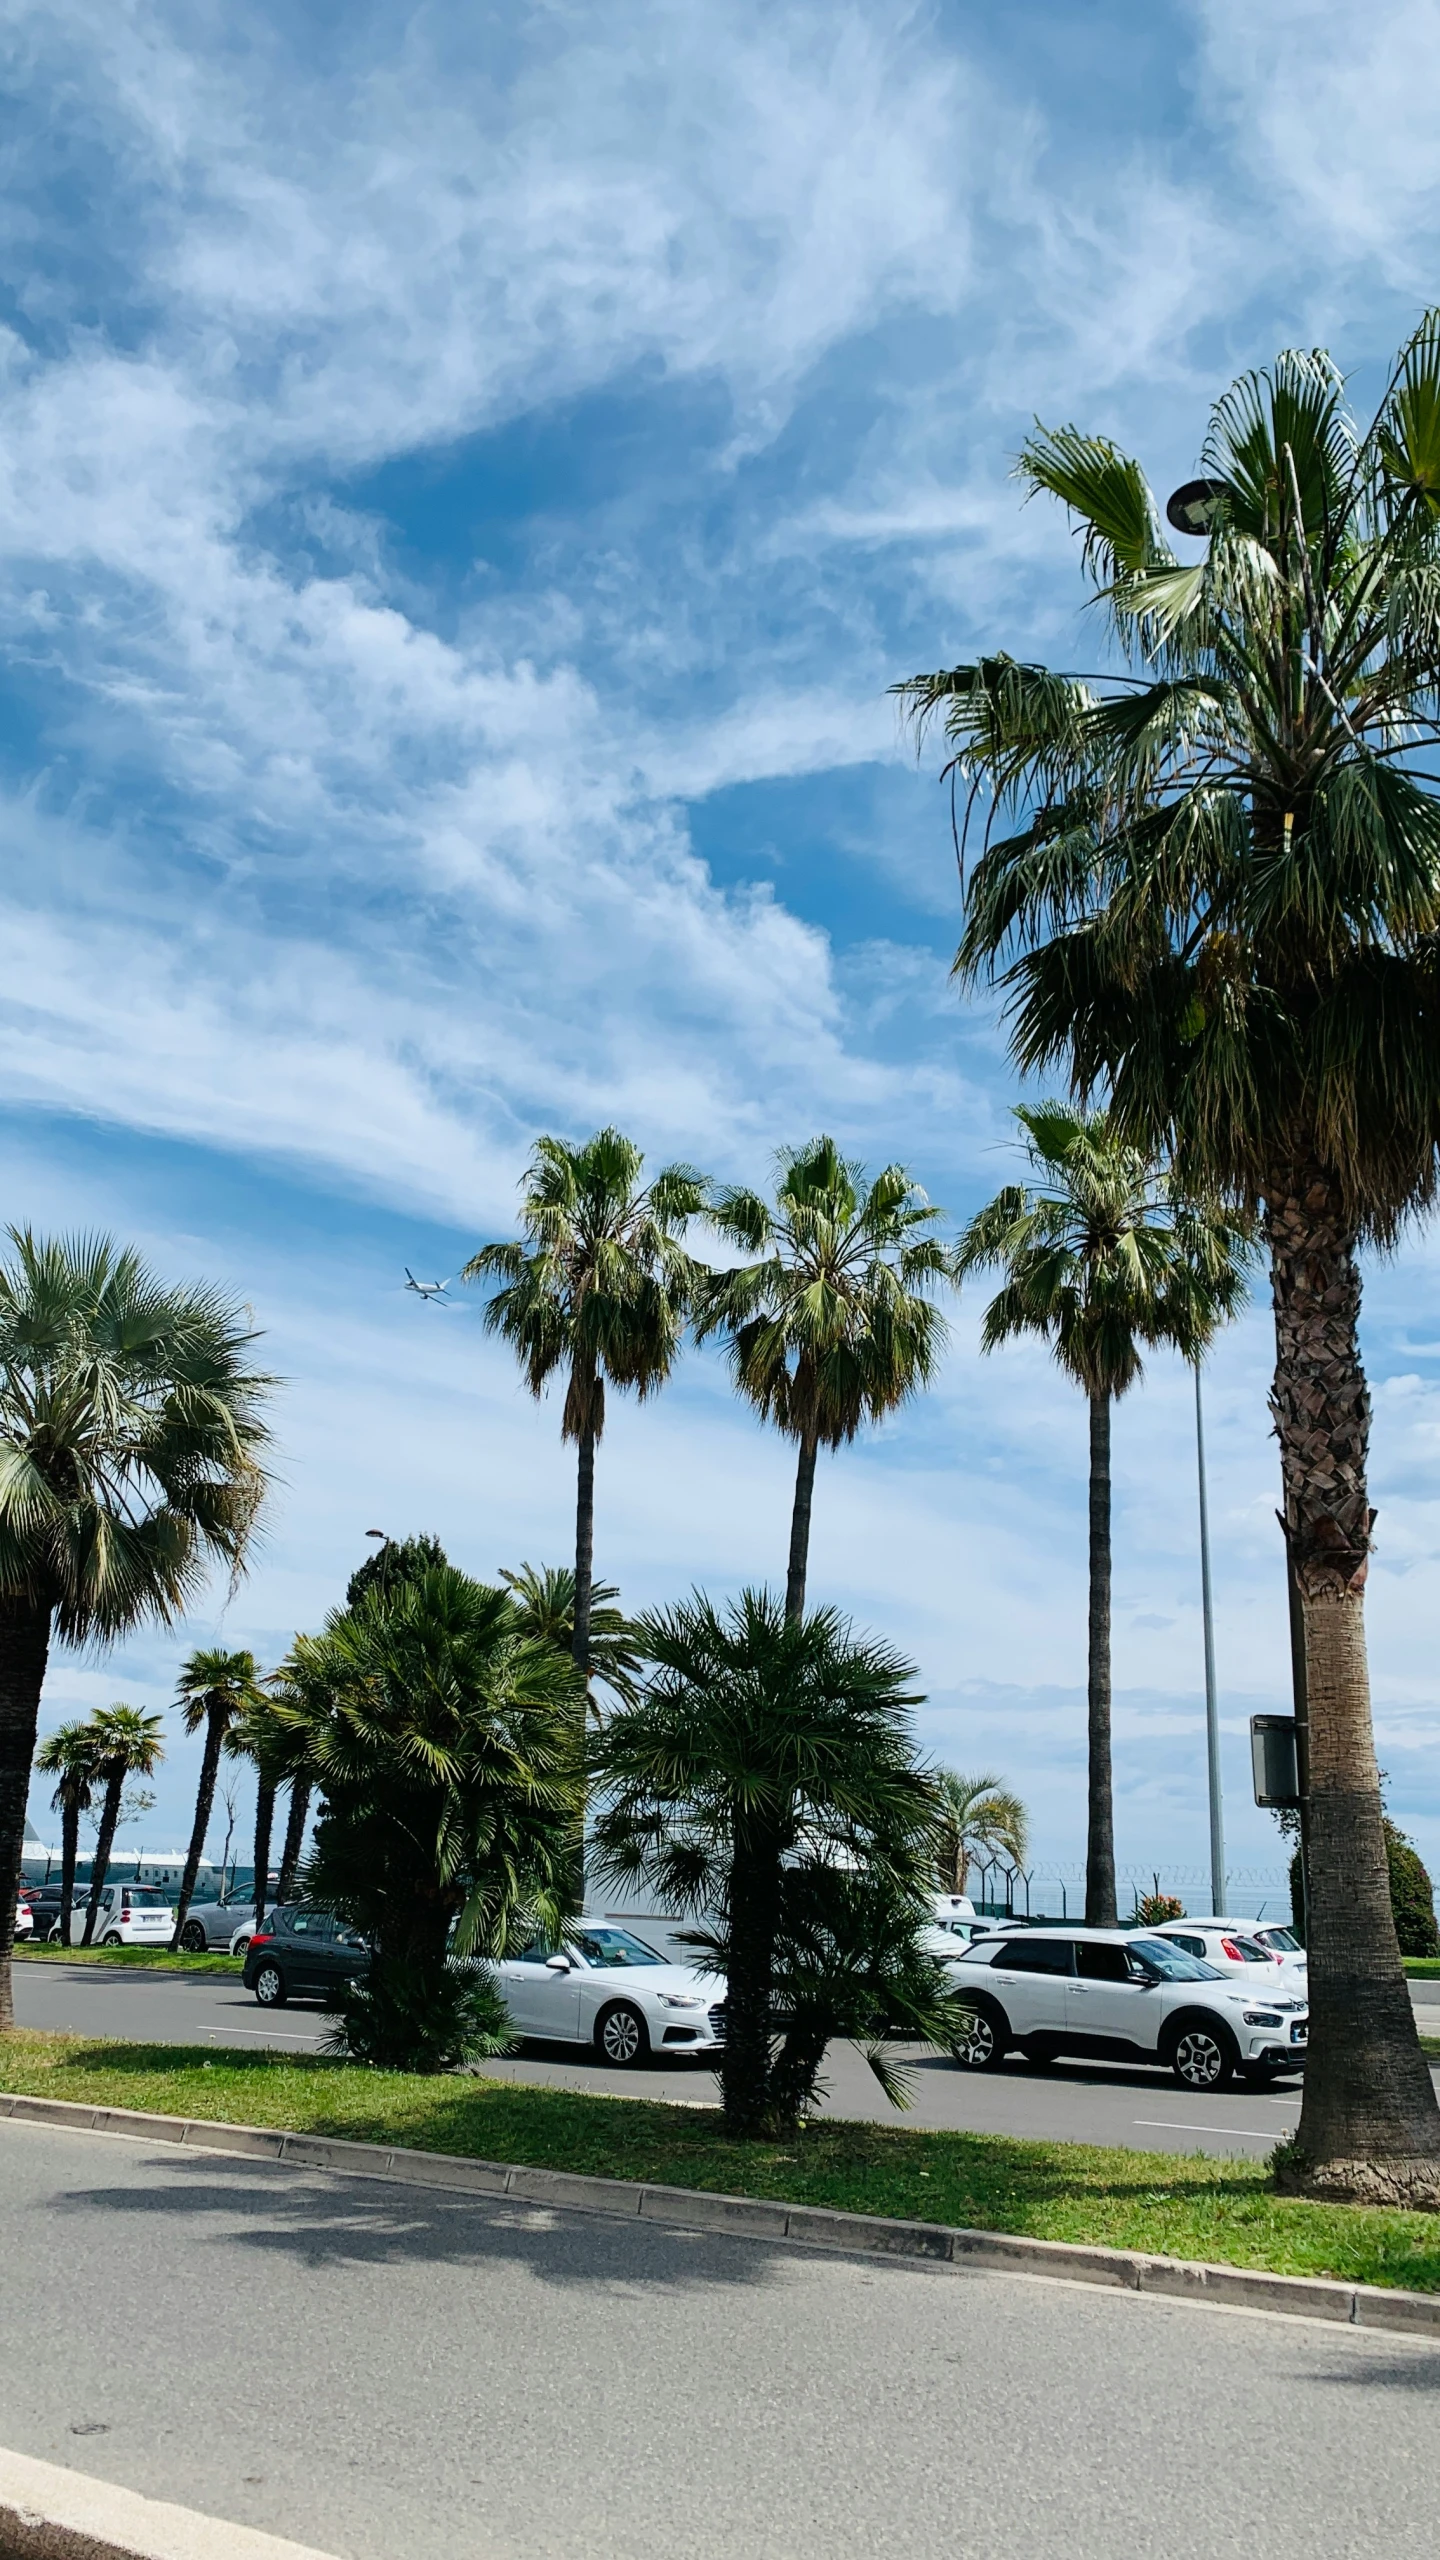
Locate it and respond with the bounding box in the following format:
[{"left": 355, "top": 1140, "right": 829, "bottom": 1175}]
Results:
[
  {"left": 282, "top": 1907, "right": 335, "bottom": 1996},
  {"left": 498, "top": 1938, "right": 582, "bottom": 2041},
  {"left": 984, "top": 1935, "right": 1075, "bottom": 2040},
  {"left": 1068, "top": 1940, "right": 1163, "bottom": 2054}
]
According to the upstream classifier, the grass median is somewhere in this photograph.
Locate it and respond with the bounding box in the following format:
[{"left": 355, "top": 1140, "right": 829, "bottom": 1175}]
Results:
[
  {"left": 2, "top": 2029, "right": 1439, "bottom": 2293},
  {"left": 14, "top": 1946, "right": 244, "bottom": 1974}
]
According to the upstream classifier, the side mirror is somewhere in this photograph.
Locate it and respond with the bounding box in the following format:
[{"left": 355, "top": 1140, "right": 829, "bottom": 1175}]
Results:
[{"left": 545, "top": 1953, "right": 572, "bottom": 1973}]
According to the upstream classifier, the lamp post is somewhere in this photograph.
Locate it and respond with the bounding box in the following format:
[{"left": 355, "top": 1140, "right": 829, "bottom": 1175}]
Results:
[{"left": 1193, "top": 1361, "right": 1227, "bottom": 1914}]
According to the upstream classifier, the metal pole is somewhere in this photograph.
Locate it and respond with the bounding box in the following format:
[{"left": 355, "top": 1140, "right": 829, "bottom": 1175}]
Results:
[{"left": 1195, "top": 1362, "right": 1227, "bottom": 1914}]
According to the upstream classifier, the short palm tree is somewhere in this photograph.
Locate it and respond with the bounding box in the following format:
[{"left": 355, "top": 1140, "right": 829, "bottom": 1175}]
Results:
[
  {"left": 0, "top": 1232, "right": 272, "bottom": 2024},
  {"left": 899, "top": 322, "right": 1440, "bottom": 2197},
  {"left": 80, "top": 1703, "right": 165, "bottom": 1944},
  {"left": 934, "top": 1771, "right": 1029, "bottom": 1898},
  {"left": 463, "top": 1132, "right": 706, "bottom": 1683},
  {"left": 34, "top": 1719, "right": 100, "bottom": 1947},
  {"left": 171, "top": 1648, "right": 268, "bottom": 1948},
  {"left": 272, "top": 1564, "right": 583, "bottom": 2066},
  {"left": 590, "top": 1589, "right": 958, "bottom": 2135},
  {"left": 696, "top": 1139, "right": 951, "bottom": 1621},
  {"left": 955, "top": 1105, "right": 1249, "bottom": 1926}
]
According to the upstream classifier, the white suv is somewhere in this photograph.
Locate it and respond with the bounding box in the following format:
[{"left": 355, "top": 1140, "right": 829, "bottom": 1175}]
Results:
[{"left": 945, "top": 1927, "right": 1308, "bottom": 2090}]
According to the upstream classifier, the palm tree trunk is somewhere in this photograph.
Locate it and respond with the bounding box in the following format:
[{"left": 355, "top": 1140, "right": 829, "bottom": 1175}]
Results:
[
  {"left": 723, "top": 1816, "right": 783, "bottom": 2134},
  {"left": 276, "top": 1777, "right": 311, "bottom": 1905},
  {"left": 82, "top": 1770, "right": 125, "bottom": 1947},
  {"left": 1267, "top": 1172, "right": 1440, "bottom": 2201},
  {"left": 251, "top": 1777, "right": 275, "bottom": 1926},
  {"left": 59, "top": 1795, "right": 80, "bottom": 1948},
  {"left": 171, "top": 1706, "right": 224, "bottom": 1949},
  {"left": 785, "top": 1431, "right": 819, "bottom": 1625},
  {"left": 573, "top": 1422, "right": 596, "bottom": 1679},
  {"left": 0, "top": 1596, "right": 52, "bottom": 2030},
  {"left": 1085, "top": 1386, "right": 1117, "bottom": 1929}
]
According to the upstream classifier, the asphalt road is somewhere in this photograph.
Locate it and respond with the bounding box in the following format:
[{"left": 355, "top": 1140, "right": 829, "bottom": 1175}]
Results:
[
  {"left": 2, "top": 1958, "right": 1394, "bottom": 2160},
  {"left": 3, "top": 2116, "right": 1438, "bottom": 2560}
]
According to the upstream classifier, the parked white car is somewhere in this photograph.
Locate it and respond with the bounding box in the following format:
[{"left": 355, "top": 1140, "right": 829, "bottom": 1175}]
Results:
[
  {"left": 1150, "top": 1918, "right": 1307, "bottom": 1988},
  {"left": 80, "top": 1885, "right": 176, "bottom": 1947},
  {"left": 13, "top": 1899, "right": 33, "bottom": 1940},
  {"left": 494, "top": 1922, "right": 726, "bottom": 2066},
  {"left": 944, "top": 1926, "right": 1308, "bottom": 2089}
]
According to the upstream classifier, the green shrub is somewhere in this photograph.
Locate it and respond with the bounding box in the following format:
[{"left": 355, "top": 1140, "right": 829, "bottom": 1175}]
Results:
[{"left": 324, "top": 1959, "right": 517, "bottom": 2073}]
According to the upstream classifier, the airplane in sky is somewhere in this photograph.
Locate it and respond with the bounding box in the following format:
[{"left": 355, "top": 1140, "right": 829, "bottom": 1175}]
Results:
[{"left": 404, "top": 1268, "right": 454, "bottom": 1304}]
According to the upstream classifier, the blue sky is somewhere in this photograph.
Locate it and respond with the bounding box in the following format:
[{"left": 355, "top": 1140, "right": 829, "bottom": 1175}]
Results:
[{"left": 8, "top": 0, "right": 1440, "bottom": 1904}]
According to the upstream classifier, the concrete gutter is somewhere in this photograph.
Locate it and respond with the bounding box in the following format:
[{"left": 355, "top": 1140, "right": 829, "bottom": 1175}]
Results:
[
  {"left": 4, "top": 2086, "right": 1439, "bottom": 2339},
  {"left": 0, "top": 2448, "right": 339, "bottom": 2560}
]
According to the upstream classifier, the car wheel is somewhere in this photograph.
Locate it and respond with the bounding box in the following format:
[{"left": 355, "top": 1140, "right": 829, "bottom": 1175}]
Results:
[
  {"left": 1168, "top": 2019, "right": 1237, "bottom": 2091},
  {"left": 100, "top": 1931, "right": 125, "bottom": 1948},
  {"left": 595, "top": 2002, "right": 650, "bottom": 2066},
  {"left": 231, "top": 1934, "right": 252, "bottom": 1957},
  {"left": 180, "top": 1921, "right": 207, "bottom": 1953},
  {"left": 253, "top": 1961, "right": 287, "bottom": 2007},
  {"left": 951, "top": 1998, "right": 1009, "bottom": 2071}
]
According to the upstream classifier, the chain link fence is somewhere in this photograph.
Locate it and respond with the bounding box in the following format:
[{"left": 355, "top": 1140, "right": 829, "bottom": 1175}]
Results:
[{"left": 964, "top": 1858, "right": 1293, "bottom": 1922}]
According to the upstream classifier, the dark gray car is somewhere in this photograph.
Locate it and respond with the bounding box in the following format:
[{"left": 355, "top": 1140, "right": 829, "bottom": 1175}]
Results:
[{"left": 241, "top": 1905, "right": 370, "bottom": 2005}]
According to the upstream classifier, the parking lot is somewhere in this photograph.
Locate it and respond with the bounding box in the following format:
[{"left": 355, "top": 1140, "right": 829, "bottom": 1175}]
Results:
[{"left": 18, "top": 1956, "right": 1423, "bottom": 2159}]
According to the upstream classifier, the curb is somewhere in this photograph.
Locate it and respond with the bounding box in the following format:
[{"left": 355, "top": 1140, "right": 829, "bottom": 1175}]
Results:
[
  {"left": 4, "top": 2087, "right": 1439, "bottom": 2339},
  {"left": 0, "top": 2446, "right": 339, "bottom": 2560}
]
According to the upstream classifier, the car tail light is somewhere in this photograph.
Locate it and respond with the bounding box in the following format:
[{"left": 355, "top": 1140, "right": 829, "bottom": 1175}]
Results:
[
  {"left": 250, "top": 1932, "right": 274, "bottom": 1948},
  {"left": 1221, "top": 1937, "right": 1247, "bottom": 1962}
]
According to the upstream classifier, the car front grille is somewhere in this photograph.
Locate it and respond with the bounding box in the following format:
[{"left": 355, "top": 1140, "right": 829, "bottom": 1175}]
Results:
[{"left": 708, "top": 2005, "right": 728, "bottom": 2042}]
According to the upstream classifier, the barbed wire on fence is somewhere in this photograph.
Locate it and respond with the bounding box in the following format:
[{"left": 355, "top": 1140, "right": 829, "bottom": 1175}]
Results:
[{"left": 961, "top": 1854, "right": 1292, "bottom": 1920}]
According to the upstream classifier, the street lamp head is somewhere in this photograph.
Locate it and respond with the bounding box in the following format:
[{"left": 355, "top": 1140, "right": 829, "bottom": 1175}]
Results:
[{"left": 1166, "top": 477, "right": 1226, "bottom": 536}]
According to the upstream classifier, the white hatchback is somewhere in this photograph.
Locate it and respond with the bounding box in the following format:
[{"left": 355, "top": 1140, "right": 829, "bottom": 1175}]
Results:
[
  {"left": 494, "top": 1922, "right": 726, "bottom": 2067},
  {"left": 1151, "top": 1918, "right": 1307, "bottom": 1990},
  {"left": 82, "top": 1884, "right": 176, "bottom": 1947}
]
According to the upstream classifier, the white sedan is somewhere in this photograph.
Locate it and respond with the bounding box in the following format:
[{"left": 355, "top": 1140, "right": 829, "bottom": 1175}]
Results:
[{"left": 494, "top": 1923, "right": 726, "bottom": 2067}]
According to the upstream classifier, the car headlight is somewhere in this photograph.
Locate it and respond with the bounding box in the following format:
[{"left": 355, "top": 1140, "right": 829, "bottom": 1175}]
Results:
[
  {"left": 1242, "top": 2010, "right": 1283, "bottom": 2027},
  {"left": 655, "top": 1993, "right": 704, "bottom": 2009}
]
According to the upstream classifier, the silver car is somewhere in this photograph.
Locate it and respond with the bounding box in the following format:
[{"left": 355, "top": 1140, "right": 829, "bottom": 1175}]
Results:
[{"left": 174, "top": 1898, "right": 258, "bottom": 1953}]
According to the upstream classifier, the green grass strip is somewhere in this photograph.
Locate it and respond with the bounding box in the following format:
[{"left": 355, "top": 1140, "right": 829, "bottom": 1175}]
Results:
[
  {"left": 1403, "top": 1957, "right": 1440, "bottom": 1978},
  {"left": 2, "top": 2030, "right": 1438, "bottom": 2293},
  {"left": 14, "top": 1946, "right": 243, "bottom": 1974}
]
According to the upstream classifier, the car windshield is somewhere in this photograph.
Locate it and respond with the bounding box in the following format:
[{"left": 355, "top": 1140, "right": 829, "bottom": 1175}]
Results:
[
  {"left": 1129, "top": 1936, "right": 1223, "bottom": 1981},
  {"left": 1254, "top": 1926, "right": 1301, "bottom": 1953},
  {"left": 568, "top": 1928, "right": 667, "bottom": 1969}
]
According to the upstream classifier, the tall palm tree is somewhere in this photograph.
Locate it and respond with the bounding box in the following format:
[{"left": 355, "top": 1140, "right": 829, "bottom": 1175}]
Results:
[
  {"left": 80, "top": 1703, "right": 165, "bottom": 1945},
  {"left": 224, "top": 1688, "right": 292, "bottom": 1926},
  {"left": 898, "top": 320, "right": 1440, "bottom": 2197},
  {"left": 954, "top": 1106, "right": 1249, "bottom": 1927},
  {"left": 590, "top": 1589, "right": 956, "bottom": 2135},
  {"left": 463, "top": 1131, "right": 706, "bottom": 1682},
  {"left": 0, "top": 1232, "right": 272, "bottom": 2025},
  {"left": 170, "top": 1648, "right": 267, "bottom": 1949},
  {"left": 696, "top": 1139, "right": 951, "bottom": 1622},
  {"left": 275, "top": 1771, "right": 312, "bottom": 1905},
  {"left": 934, "top": 1770, "right": 1029, "bottom": 1898},
  {"left": 34, "top": 1719, "right": 100, "bottom": 1946}
]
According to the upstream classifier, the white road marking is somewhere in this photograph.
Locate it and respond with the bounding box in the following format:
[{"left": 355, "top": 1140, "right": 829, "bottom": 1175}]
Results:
[
  {"left": 200, "top": 2025, "right": 326, "bottom": 2046},
  {"left": 1133, "top": 2120, "right": 1275, "bottom": 2139}
]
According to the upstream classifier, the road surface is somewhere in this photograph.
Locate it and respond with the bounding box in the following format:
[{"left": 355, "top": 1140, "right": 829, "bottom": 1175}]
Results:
[
  {"left": 10, "top": 1957, "right": 1417, "bottom": 2161},
  {"left": 3, "top": 2115, "right": 1437, "bottom": 2560}
]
